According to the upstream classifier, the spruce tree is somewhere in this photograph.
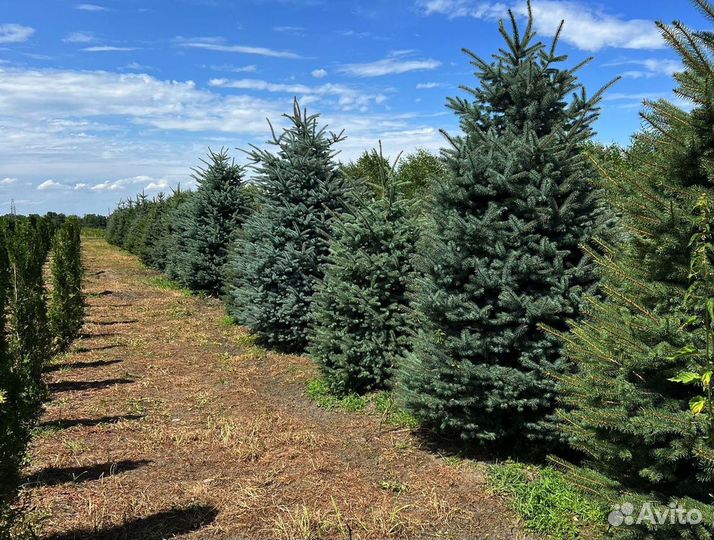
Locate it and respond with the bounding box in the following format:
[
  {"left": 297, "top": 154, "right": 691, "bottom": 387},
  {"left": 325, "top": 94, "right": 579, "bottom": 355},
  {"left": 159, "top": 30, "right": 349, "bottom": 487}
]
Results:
[
  {"left": 171, "top": 149, "right": 252, "bottom": 295},
  {"left": 224, "top": 99, "right": 350, "bottom": 352},
  {"left": 550, "top": 2, "right": 714, "bottom": 537},
  {"left": 155, "top": 189, "right": 194, "bottom": 275},
  {"left": 309, "top": 148, "right": 419, "bottom": 395},
  {"left": 398, "top": 5, "right": 611, "bottom": 445}
]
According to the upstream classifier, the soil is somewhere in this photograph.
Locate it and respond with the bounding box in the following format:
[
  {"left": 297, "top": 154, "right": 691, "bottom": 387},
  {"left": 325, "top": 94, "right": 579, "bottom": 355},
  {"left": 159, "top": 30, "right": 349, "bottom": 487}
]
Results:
[{"left": 23, "top": 237, "right": 526, "bottom": 540}]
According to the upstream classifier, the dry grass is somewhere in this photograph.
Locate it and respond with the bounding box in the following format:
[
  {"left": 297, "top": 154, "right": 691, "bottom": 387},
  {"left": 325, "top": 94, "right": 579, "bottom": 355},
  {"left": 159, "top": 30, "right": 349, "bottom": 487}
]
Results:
[{"left": 19, "top": 238, "right": 524, "bottom": 540}]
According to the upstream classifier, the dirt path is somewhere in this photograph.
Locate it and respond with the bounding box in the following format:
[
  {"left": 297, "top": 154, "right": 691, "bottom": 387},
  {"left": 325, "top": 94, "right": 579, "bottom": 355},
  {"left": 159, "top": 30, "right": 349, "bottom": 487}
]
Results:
[{"left": 24, "top": 238, "right": 525, "bottom": 540}]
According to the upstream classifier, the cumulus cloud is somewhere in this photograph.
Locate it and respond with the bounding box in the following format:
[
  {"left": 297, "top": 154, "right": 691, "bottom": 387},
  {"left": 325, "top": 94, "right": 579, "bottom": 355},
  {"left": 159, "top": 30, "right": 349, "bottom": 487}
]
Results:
[
  {"left": 0, "top": 65, "right": 451, "bottom": 213},
  {"left": 418, "top": 0, "right": 663, "bottom": 51},
  {"left": 37, "top": 179, "right": 69, "bottom": 190},
  {"left": 340, "top": 51, "right": 441, "bottom": 77},
  {"left": 311, "top": 68, "right": 328, "bottom": 78},
  {"left": 209, "top": 78, "right": 388, "bottom": 112},
  {"left": 0, "top": 24, "right": 35, "bottom": 44},
  {"left": 0, "top": 177, "right": 18, "bottom": 185}
]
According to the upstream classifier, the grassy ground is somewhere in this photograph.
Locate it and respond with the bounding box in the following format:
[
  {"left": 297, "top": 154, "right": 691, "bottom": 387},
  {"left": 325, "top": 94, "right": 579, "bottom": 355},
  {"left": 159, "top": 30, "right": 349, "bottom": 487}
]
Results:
[{"left": 20, "top": 237, "right": 526, "bottom": 540}]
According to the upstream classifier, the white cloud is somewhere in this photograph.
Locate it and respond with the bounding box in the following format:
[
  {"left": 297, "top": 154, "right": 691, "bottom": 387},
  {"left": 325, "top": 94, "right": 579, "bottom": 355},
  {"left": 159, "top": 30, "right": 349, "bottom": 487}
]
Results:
[
  {"left": 340, "top": 51, "right": 440, "bottom": 77},
  {"left": 63, "top": 31, "right": 96, "bottom": 43},
  {"left": 208, "top": 64, "right": 258, "bottom": 73},
  {"left": 75, "top": 3, "right": 107, "bottom": 11},
  {"left": 0, "top": 24, "right": 35, "bottom": 44},
  {"left": 0, "top": 65, "right": 452, "bottom": 213},
  {"left": 604, "top": 58, "right": 682, "bottom": 79},
  {"left": 82, "top": 46, "right": 140, "bottom": 52},
  {"left": 0, "top": 177, "right": 18, "bottom": 185},
  {"left": 0, "top": 67, "right": 287, "bottom": 133},
  {"left": 178, "top": 39, "right": 302, "bottom": 59},
  {"left": 209, "top": 78, "right": 388, "bottom": 112},
  {"left": 416, "top": 81, "right": 444, "bottom": 89},
  {"left": 418, "top": 0, "right": 663, "bottom": 51},
  {"left": 312, "top": 68, "right": 328, "bottom": 78},
  {"left": 37, "top": 179, "right": 69, "bottom": 190},
  {"left": 145, "top": 179, "right": 170, "bottom": 191}
]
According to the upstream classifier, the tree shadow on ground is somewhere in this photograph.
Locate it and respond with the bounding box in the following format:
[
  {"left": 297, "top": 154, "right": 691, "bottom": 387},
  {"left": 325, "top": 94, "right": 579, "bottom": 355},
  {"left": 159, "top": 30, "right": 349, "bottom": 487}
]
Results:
[
  {"left": 46, "top": 359, "right": 123, "bottom": 372},
  {"left": 49, "top": 378, "right": 135, "bottom": 393},
  {"left": 39, "top": 414, "right": 144, "bottom": 430},
  {"left": 412, "top": 427, "right": 579, "bottom": 465},
  {"left": 87, "top": 290, "right": 113, "bottom": 298},
  {"left": 41, "top": 505, "right": 218, "bottom": 540},
  {"left": 87, "top": 320, "right": 139, "bottom": 326},
  {"left": 25, "top": 459, "right": 152, "bottom": 487},
  {"left": 73, "top": 344, "right": 124, "bottom": 354}
]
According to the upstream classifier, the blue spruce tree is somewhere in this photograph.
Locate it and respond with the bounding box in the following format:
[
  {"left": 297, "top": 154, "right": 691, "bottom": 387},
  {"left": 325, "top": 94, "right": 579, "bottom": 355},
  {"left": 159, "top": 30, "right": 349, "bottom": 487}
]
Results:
[
  {"left": 172, "top": 149, "right": 252, "bottom": 295},
  {"left": 309, "top": 148, "right": 419, "bottom": 395},
  {"left": 398, "top": 4, "right": 611, "bottom": 446},
  {"left": 224, "top": 99, "right": 350, "bottom": 352}
]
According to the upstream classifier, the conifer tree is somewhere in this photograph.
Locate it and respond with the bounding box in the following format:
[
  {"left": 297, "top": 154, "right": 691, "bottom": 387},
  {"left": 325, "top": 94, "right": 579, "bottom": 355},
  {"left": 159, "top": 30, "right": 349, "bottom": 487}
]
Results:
[
  {"left": 310, "top": 148, "right": 419, "bottom": 395},
  {"left": 549, "top": 2, "right": 714, "bottom": 537},
  {"left": 224, "top": 99, "right": 350, "bottom": 352},
  {"left": 0, "top": 219, "right": 51, "bottom": 521},
  {"left": 48, "top": 217, "right": 84, "bottom": 353},
  {"left": 398, "top": 4, "right": 611, "bottom": 445},
  {"left": 5, "top": 219, "right": 51, "bottom": 413},
  {"left": 171, "top": 149, "right": 252, "bottom": 295},
  {"left": 150, "top": 189, "right": 194, "bottom": 273},
  {"left": 123, "top": 193, "right": 150, "bottom": 253},
  {"left": 0, "top": 224, "right": 21, "bottom": 511}
]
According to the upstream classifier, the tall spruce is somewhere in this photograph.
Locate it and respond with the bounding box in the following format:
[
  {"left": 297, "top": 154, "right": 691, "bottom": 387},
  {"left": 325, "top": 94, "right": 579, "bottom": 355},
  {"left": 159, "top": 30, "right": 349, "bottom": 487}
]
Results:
[
  {"left": 549, "top": 2, "right": 714, "bottom": 538},
  {"left": 48, "top": 217, "right": 84, "bottom": 353},
  {"left": 309, "top": 148, "right": 419, "bottom": 395},
  {"left": 225, "top": 99, "right": 350, "bottom": 352},
  {"left": 398, "top": 4, "right": 611, "bottom": 445},
  {"left": 172, "top": 149, "right": 252, "bottom": 295}
]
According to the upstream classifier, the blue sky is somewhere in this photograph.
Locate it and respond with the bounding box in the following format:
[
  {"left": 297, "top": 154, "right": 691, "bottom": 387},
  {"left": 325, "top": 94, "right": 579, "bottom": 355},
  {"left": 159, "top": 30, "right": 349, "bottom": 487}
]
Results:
[{"left": 0, "top": 0, "right": 705, "bottom": 215}]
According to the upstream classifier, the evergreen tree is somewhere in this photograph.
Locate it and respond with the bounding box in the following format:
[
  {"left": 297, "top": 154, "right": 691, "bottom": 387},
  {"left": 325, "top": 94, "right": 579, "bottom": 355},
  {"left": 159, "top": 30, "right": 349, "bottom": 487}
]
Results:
[
  {"left": 224, "top": 99, "right": 350, "bottom": 352},
  {"left": 0, "top": 224, "right": 22, "bottom": 511},
  {"left": 395, "top": 149, "right": 447, "bottom": 209},
  {"left": 105, "top": 200, "right": 134, "bottom": 247},
  {"left": 310, "top": 148, "right": 419, "bottom": 395},
  {"left": 0, "top": 219, "right": 51, "bottom": 522},
  {"left": 550, "top": 3, "right": 714, "bottom": 537},
  {"left": 398, "top": 5, "right": 611, "bottom": 445},
  {"left": 171, "top": 149, "right": 252, "bottom": 295},
  {"left": 48, "top": 217, "right": 84, "bottom": 353},
  {"left": 5, "top": 220, "right": 51, "bottom": 413},
  {"left": 123, "top": 193, "right": 150, "bottom": 253},
  {"left": 155, "top": 189, "right": 195, "bottom": 276}
]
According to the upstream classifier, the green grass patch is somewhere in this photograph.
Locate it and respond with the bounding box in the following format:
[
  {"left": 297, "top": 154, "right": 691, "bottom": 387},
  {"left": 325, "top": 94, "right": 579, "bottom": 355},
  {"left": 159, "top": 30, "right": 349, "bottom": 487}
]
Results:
[
  {"left": 81, "top": 227, "right": 105, "bottom": 238},
  {"left": 306, "top": 378, "right": 370, "bottom": 412},
  {"left": 145, "top": 275, "right": 191, "bottom": 296},
  {"left": 306, "top": 378, "right": 419, "bottom": 428},
  {"left": 488, "top": 461, "right": 606, "bottom": 539}
]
